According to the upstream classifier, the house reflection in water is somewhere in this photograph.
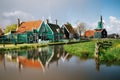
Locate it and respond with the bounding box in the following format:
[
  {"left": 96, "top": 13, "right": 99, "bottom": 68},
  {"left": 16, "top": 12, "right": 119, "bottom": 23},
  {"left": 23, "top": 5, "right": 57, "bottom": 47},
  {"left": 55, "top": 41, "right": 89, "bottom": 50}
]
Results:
[
  {"left": 0, "top": 53, "right": 5, "bottom": 69},
  {"left": 0, "top": 45, "right": 103, "bottom": 72},
  {"left": 18, "top": 47, "right": 53, "bottom": 72},
  {"left": 3, "top": 45, "right": 72, "bottom": 72},
  {"left": 0, "top": 54, "right": 4, "bottom": 64},
  {"left": 18, "top": 45, "right": 72, "bottom": 71}
]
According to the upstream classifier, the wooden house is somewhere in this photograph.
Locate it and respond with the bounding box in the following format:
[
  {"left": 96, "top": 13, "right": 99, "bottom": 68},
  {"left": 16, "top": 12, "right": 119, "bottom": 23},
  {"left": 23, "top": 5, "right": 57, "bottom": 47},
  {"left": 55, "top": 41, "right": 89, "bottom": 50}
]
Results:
[
  {"left": 61, "top": 23, "right": 75, "bottom": 39},
  {"left": 39, "top": 20, "right": 64, "bottom": 42},
  {"left": 6, "top": 19, "right": 45, "bottom": 43},
  {"left": 84, "top": 30, "right": 95, "bottom": 38},
  {"left": 15, "top": 20, "right": 45, "bottom": 43},
  {"left": 94, "top": 29, "right": 107, "bottom": 38}
]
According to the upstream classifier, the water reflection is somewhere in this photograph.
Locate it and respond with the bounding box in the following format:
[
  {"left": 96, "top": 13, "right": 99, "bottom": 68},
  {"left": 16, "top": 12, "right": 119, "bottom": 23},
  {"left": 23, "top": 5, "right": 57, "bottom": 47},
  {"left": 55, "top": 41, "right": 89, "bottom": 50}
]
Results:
[
  {"left": 1, "top": 45, "right": 120, "bottom": 73},
  {"left": 1, "top": 45, "right": 120, "bottom": 72},
  {"left": 3, "top": 45, "right": 73, "bottom": 72},
  {"left": 1, "top": 46, "right": 120, "bottom": 80},
  {"left": 95, "top": 57, "right": 100, "bottom": 71},
  {"left": 0, "top": 54, "right": 5, "bottom": 69}
]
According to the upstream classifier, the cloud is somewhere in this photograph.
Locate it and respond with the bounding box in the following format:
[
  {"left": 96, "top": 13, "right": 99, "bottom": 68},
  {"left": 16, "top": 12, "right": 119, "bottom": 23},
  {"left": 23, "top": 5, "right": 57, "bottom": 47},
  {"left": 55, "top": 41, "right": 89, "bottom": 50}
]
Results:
[
  {"left": 3, "top": 10, "right": 35, "bottom": 20},
  {"left": 0, "top": 10, "right": 35, "bottom": 28},
  {"left": 88, "top": 16, "right": 120, "bottom": 34},
  {"left": 106, "top": 16, "right": 120, "bottom": 34}
]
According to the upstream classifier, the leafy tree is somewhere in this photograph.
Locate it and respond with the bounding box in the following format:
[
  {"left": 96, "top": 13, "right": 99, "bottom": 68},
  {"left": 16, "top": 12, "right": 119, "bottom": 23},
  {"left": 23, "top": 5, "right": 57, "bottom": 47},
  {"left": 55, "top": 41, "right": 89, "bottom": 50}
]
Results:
[
  {"left": 0, "top": 27, "right": 3, "bottom": 36},
  {"left": 4, "top": 24, "right": 17, "bottom": 34},
  {"left": 66, "top": 22, "right": 72, "bottom": 26},
  {"left": 77, "top": 22, "right": 86, "bottom": 38}
]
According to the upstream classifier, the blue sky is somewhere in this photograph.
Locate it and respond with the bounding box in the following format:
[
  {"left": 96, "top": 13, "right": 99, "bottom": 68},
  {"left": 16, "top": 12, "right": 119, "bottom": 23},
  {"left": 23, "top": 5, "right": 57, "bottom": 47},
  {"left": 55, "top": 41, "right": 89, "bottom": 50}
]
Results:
[{"left": 0, "top": 0, "right": 120, "bottom": 34}]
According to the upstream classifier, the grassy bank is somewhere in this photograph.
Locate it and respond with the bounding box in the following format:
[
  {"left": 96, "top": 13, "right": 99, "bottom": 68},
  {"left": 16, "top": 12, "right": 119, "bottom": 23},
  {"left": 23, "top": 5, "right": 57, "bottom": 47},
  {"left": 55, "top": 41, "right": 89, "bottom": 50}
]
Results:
[
  {"left": 0, "top": 41, "right": 86, "bottom": 51},
  {"left": 64, "top": 41, "right": 96, "bottom": 58},
  {"left": 64, "top": 39, "right": 120, "bottom": 60},
  {"left": 0, "top": 43, "right": 47, "bottom": 51},
  {"left": 99, "top": 40, "right": 120, "bottom": 64}
]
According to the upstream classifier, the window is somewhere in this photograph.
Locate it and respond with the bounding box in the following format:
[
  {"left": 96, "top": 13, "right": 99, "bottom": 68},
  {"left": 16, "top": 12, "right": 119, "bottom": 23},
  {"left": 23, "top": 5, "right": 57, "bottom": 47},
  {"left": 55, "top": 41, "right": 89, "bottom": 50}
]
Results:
[{"left": 56, "top": 29, "right": 60, "bottom": 33}]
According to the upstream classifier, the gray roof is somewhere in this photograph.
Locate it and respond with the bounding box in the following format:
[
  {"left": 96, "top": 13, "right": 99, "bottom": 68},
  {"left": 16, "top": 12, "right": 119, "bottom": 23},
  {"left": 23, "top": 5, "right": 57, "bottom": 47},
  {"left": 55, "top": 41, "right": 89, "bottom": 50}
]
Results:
[{"left": 48, "top": 23, "right": 63, "bottom": 34}]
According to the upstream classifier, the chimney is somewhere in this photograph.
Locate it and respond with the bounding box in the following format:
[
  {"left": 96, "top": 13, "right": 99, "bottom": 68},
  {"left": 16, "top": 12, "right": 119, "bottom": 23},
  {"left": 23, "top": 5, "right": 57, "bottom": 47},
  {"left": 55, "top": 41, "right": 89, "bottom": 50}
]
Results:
[
  {"left": 17, "top": 18, "right": 20, "bottom": 27},
  {"left": 55, "top": 19, "right": 58, "bottom": 25},
  {"left": 46, "top": 19, "right": 49, "bottom": 24}
]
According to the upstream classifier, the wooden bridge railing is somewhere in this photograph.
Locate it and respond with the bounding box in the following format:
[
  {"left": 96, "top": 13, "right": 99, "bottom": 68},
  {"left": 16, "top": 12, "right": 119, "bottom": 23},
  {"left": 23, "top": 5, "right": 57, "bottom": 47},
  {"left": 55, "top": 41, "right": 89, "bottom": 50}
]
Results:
[{"left": 94, "top": 41, "right": 112, "bottom": 58}]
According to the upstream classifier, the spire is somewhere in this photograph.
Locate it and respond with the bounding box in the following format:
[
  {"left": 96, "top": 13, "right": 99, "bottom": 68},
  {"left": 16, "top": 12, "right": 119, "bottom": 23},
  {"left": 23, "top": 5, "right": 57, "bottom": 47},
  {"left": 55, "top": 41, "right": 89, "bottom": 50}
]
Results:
[
  {"left": 97, "top": 15, "right": 103, "bottom": 30},
  {"left": 100, "top": 15, "right": 102, "bottom": 23},
  {"left": 100, "top": 15, "right": 103, "bottom": 29}
]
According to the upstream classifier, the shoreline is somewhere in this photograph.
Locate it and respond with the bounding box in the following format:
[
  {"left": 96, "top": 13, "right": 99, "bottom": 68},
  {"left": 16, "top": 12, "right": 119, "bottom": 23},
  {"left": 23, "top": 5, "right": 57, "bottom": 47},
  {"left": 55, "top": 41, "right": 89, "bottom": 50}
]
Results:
[{"left": 0, "top": 40, "right": 89, "bottom": 51}]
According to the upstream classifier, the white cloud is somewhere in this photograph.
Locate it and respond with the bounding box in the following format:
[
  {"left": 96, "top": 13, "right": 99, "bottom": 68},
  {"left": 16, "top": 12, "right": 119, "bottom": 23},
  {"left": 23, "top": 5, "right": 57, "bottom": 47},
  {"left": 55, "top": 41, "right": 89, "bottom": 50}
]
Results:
[
  {"left": 3, "top": 10, "right": 35, "bottom": 20},
  {"left": 0, "top": 10, "right": 35, "bottom": 28},
  {"left": 106, "top": 16, "right": 120, "bottom": 34},
  {"left": 89, "top": 16, "right": 120, "bottom": 34}
]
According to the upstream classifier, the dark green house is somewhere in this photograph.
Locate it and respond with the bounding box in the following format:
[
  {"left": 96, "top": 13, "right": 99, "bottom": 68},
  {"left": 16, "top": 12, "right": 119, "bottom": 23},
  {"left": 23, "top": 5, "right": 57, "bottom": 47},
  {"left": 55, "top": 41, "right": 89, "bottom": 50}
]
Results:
[
  {"left": 39, "top": 20, "right": 63, "bottom": 42},
  {"left": 61, "top": 23, "right": 75, "bottom": 39}
]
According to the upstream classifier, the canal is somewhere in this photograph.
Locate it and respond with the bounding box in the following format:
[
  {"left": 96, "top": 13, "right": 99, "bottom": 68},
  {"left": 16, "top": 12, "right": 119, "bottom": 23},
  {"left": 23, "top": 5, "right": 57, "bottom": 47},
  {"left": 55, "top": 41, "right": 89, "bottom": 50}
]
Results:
[{"left": 0, "top": 45, "right": 120, "bottom": 80}]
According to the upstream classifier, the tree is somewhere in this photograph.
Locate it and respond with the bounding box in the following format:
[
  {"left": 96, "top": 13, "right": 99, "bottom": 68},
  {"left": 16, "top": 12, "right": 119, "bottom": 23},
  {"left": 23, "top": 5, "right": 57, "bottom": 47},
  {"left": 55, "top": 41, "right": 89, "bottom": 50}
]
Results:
[
  {"left": 0, "top": 27, "right": 3, "bottom": 36},
  {"left": 66, "top": 22, "right": 72, "bottom": 26},
  {"left": 4, "top": 24, "right": 17, "bottom": 34},
  {"left": 77, "top": 22, "right": 86, "bottom": 38}
]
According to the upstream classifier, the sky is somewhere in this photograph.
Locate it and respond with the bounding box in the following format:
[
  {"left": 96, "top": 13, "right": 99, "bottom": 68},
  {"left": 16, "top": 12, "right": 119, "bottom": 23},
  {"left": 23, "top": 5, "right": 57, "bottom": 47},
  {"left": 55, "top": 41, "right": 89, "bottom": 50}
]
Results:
[{"left": 0, "top": 0, "right": 120, "bottom": 34}]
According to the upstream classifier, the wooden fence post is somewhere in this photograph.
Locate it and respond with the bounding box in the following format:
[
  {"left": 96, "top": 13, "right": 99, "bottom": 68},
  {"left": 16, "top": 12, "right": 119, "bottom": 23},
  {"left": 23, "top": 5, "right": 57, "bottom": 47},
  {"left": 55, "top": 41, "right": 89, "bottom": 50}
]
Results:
[{"left": 94, "top": 42, "right": 100, "bottom": 58}]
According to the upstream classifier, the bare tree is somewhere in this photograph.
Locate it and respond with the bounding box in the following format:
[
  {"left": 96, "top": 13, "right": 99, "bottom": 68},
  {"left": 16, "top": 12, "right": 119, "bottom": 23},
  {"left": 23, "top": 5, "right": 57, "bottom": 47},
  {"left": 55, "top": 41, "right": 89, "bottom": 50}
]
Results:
[{"left": 77, "top": 22, "right": 86, "bottom": 38}]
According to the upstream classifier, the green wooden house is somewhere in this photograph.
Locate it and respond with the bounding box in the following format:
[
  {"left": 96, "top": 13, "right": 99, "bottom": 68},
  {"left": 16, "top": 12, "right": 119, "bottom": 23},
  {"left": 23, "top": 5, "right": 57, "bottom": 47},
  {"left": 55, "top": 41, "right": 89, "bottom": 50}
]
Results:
[
  {"left": 39, "top": 20, "right": 64, "bottom": 42},
  {"left": 2, "top": 19, "right": 64, "bottom": 43},
  {"left": 4, "top": 19, "right": 45, "bottom": 43}
]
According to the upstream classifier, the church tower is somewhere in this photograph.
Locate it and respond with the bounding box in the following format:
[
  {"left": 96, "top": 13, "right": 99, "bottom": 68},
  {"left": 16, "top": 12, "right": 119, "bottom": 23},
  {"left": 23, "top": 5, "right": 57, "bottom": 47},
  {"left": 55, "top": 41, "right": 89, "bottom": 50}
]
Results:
[{"left": 97, "top": 16, "right": 103, "bottom": 30}]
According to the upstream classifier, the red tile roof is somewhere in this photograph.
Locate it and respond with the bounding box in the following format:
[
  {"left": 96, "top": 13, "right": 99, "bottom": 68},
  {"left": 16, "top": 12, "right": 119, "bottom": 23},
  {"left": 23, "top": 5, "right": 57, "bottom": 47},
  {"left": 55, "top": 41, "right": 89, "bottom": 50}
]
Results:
[
  {"left": 0, "top": 54, "right": 4, "bottom": 64},
  {"left": 18, "top": 57, "right": 43, "bottom": 69},
  {"left": 16, "top": 20, "right": 42, "bottom": 33},
  {"left": 84, "top": 30, "right": 95, "bottom": 37},
  {"left": 95, "top": 29, "right": 102, "bottom": 32}
]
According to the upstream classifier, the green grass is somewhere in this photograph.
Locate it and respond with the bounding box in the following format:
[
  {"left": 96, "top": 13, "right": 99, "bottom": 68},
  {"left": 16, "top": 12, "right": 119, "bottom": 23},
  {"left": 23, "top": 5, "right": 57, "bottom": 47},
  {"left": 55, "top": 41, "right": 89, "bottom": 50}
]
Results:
[
  {"left": 64, "top": 39, "right": 120, "bottom": 61},
  {"left": 64, "top": 41, "right": 96, "bottom": 58},
  {"left": 99, "top": 40, "right": 120, "bottom": 65},
  {"left": 0, "top": 43, "right": 47, "bottom": 51}
]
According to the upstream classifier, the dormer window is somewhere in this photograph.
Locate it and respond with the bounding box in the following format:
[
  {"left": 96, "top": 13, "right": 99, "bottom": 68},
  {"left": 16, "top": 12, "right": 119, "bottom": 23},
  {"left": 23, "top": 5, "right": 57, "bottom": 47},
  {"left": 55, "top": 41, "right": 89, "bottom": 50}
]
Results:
[
  {"left": 56, "top": 29, "right": 60, "bottom": 33},
  {"left": 21, "top": 26, "right": 25, "bottom": 28}
]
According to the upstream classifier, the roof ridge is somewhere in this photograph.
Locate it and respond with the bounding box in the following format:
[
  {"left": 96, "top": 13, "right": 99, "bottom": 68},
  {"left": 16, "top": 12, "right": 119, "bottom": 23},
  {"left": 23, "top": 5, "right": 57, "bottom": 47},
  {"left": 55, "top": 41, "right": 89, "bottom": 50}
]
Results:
[
  {"left": 22, "top": 20, "right": 42, "bottom": 23},
  {"left": 16, "top": 20, "right": 43, "bottom": 33}
]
